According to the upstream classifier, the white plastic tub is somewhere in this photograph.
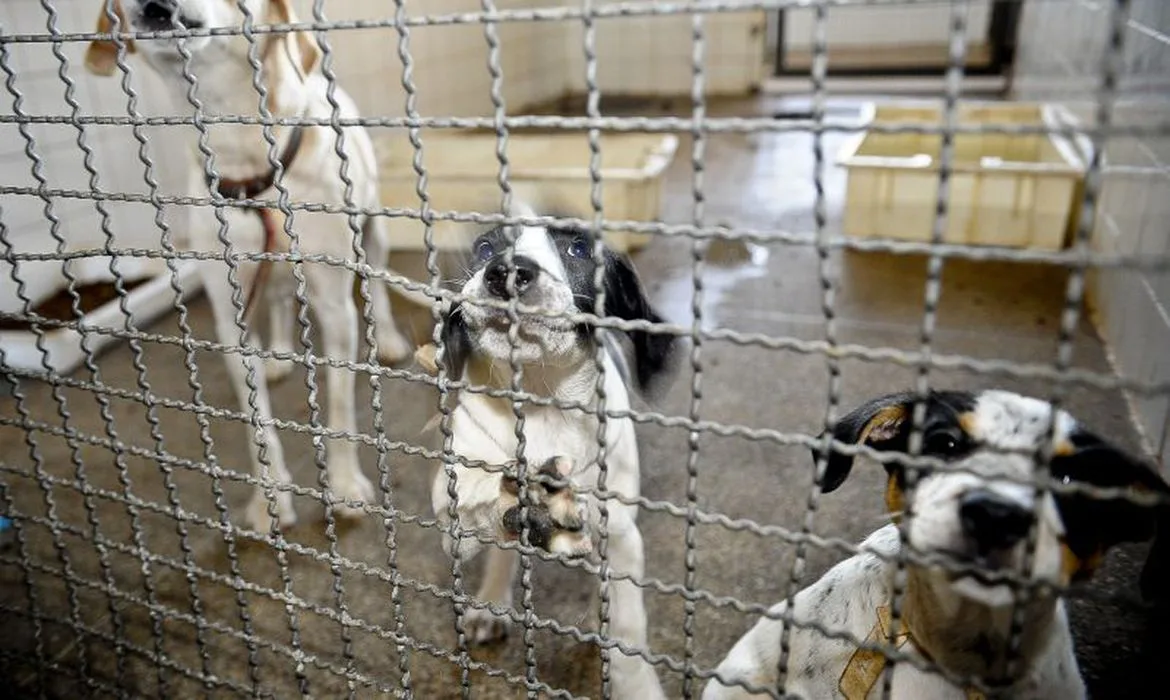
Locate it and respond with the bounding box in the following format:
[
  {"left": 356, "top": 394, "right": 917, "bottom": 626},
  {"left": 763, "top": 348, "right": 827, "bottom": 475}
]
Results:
[
  {"left": 377, "top": 129, "right": 678, "bottom": 253},
  {"left": 836, "top": 102, "right": 1087, "bottom": 250},
  {"left": 0, "top": 256, "right": 201, "bottom": 375}
]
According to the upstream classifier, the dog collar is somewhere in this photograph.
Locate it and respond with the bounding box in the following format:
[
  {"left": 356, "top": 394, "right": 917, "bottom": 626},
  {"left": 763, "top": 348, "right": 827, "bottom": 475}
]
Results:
[
  {"left": 208, "top": 124, "right": 305, "bottom": 201},
  {"left": 205, "top": 124, "right": 304, "bottom": 323},
  {"left": 839, "top": 605, "right": 986, "bottom": 700}
]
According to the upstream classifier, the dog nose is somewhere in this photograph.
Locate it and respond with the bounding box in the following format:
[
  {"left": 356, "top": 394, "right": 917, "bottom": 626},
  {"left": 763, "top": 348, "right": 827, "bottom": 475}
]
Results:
[
  {"left": 141, "top": 0, "right": 176, "bottom": 21},
  {"left": 959, "top": 491, "right": 1034, "bottom": 551},
  {"left": 483, "top": 256, "right": 539, "bottom": 299},
  {"left": 139, "top": 0, "right": 193, "bottom": 29}
]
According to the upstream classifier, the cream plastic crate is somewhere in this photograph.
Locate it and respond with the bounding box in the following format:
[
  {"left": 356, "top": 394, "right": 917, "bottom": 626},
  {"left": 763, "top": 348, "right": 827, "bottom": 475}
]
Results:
[
  {"left": 377, "top": 129, "right": 678, "bottom": 253},
  {"left": 837, "top": 102, "right": 1087, "bottom": 250},
  {"left": 0, "top": 256, "right": 201, "bottom": 374}
]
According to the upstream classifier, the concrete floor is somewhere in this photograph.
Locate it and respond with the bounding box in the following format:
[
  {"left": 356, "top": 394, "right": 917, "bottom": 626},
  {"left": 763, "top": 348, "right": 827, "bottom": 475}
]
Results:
[{"left": 0, "top": 96, "right": 1165, "bottom": 698}]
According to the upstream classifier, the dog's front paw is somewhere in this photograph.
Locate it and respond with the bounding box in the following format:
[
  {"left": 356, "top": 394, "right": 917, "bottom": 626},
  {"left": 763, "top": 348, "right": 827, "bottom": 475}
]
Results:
[
  {"left": 329, "top": 469, "right": 376, "bottom": 520},
  {"left": 263, "top": 356, "right": 295, "bottom": 383},
  {"left": 246, "top": 489, "right": 297, "bottom": 532},
  {"left": 500, "top": 456, "right": 591, "bottom": 557},
  {"left": 375, "top": 327, "right": 413, "bottom": 366},
  {"left": 463, "top": 605, "right": 511, "bottom": 645}
]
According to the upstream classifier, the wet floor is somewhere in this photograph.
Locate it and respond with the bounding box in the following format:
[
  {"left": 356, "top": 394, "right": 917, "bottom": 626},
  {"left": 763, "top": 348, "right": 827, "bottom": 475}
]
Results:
[{"left": 0, "top": 96, "right": 1165, "bottom": 698}]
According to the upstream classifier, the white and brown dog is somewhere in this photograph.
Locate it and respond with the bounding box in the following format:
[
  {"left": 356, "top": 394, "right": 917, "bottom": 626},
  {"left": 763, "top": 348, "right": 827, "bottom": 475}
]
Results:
[
  {"left": 428, "top": 207, "right": 677, "bottom": 699},
  {"left": 85, "top": 0, "right": 427, "bottom": 531},
  {"left": 703, "top": 389, "right": 1170, "bottom": 699}
]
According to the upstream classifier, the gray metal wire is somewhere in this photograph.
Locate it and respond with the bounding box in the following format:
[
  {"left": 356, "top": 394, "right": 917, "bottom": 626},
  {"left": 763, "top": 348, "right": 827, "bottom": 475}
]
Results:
[
  {"left": 880, "top": 3, "right": 970, "bottom": 696},
  {"left": 580, "top": 2, "right": 616, "bottom": 696},
  {"left": 0, "top": 0, "right": 1166, "bottom": 698},
  {"left": 777, "top": 0, "right": 835, "bottom": 692}
]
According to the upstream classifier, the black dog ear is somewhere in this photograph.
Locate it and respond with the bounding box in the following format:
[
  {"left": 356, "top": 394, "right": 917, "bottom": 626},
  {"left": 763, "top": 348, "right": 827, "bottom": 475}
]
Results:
[
  {"left": 602, "top": 252, "right": 677, "bottom": 397},
  {"left": 436, "top": 302, "right": 473, "bottom": 382},
  {"left": 1050, "top": 430, "right": 1170, "bottom": 584},
  {"left": 814, "top": 392, "right": 919, "bottom": 493}
]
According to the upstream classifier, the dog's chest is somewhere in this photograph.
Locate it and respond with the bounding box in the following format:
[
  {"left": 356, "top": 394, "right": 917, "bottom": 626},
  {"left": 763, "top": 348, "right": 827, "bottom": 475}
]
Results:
[{"left": 494, "top": 406, "right": 606, "bottom": 464}]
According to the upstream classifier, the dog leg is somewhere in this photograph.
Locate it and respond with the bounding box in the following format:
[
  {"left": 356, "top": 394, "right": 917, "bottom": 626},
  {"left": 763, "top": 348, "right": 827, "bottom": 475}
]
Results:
[
  {"left": 200, "top": 263, "right": 297, "bottom": 531},
  {"left": 306, "top": 262, "right": 375, "bottom": 519},
  {"left": 700, "top": 601, "right": 787, "bottom": 700},
  {"left": 263, "top": 279, "right": 296, "bottom": 383},
  {"left": 465, "top": 545, "right": 519, "bottom": 644},
  {"left": 603, "top": 505, "right": 666, "bottom": 700},
  {"left": 362, "top": 215, "right": 413, "bottom": 365}
]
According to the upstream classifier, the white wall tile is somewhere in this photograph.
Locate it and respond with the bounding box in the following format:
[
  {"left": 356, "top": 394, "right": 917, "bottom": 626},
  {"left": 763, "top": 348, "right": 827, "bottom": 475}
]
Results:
[{"left": 1013, "top": 0, "right": 1170, "bottom": 462}]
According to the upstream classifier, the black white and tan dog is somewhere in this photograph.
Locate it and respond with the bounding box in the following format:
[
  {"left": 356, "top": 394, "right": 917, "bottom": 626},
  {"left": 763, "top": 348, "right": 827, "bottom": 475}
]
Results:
[
  {"left": 428, "top": 202, "right": 677, "bottom": 699},
  {"left": 702, "top": 389, "right": 1170, "bottom": 699}
]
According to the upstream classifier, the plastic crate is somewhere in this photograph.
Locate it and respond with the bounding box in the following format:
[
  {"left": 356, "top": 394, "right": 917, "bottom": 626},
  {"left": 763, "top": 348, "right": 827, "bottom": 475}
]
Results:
[
  {"left": 0, "top": 257, "right": 201, "bottom": 374},
  {"left": 377, "top": 129, "right": 678, "bottom": 253},
  {"left": 836, "top": 102, "right": 1087, "bottom": 250}
]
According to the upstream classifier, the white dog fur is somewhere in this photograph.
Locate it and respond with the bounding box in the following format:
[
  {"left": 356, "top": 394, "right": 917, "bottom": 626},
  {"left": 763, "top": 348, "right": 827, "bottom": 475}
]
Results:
[
  {"left": 703, "top": 389, "right": 1169, "bottom": 700},
  {"left": 429, "top": 204, "right": 678, "bottom": 700},
  {"left": 85, "top": 0, "right": 430, "bottom": 531}
]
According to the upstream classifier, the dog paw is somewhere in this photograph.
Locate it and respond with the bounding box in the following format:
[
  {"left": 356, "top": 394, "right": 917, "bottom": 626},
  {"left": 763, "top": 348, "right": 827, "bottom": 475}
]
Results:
[
  {"left": 263, "top": 356, "right": 295, "bottom": 383},
  {"left": 329, "top": 469, "right": 375, "bottom": 520},
  {"left": 245, "top": 490, "right": 297, "bottom": 532},
  {"left": 499, "top": 456, "right": 591, "bottom": 557},
  {"left": 376, "top": 329, "right": 413, "bottom": 366},
  {"left": 463, "top": 605, "right": 511, "bottom": 645}
]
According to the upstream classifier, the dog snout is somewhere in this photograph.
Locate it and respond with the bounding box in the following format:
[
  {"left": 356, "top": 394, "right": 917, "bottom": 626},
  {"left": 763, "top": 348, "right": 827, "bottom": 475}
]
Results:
[
  {"left": 484, "top": 256, "right": 539, "bottom": 299},
  {"left": 959, "top": 490, "right": 1034, "bottom": 552},
  {"left": 137, "top": 0, "right": 201, "bottom": 30}
]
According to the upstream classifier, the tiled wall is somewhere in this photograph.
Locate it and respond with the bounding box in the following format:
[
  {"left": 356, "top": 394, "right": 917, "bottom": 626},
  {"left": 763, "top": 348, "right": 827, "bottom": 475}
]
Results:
[
  {"left": 304, "top": 0, "right": 574, "bottom": 118},
  {"left": 561, "top": 7, "right": 767, "bottom": 97},
  {"left": 1011, "top": 0, "right": 1170, "bottom": 465}
]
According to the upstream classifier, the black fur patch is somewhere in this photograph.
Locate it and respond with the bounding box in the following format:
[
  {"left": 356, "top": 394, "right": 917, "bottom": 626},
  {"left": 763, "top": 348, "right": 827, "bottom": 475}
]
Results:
[
  {"left": 1049, "top": 429, "right": 1170, "bottom": 562},
  {"left": 813, "top": 390, "right": 977, "bottom": 493},
  {"left": 466, "top": 222, "right": 678, "bottom": 397},
  {"left": 437, "top": 301, "right": 473, "bottom": 382}
]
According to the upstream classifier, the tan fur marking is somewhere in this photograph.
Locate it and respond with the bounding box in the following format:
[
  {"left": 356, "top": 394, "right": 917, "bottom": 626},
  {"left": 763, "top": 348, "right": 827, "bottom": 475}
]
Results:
[
  {"left": 86, "top": 1, "right": 135, "bottom": 77},
  {"left": 860, "top": 405, "right": 908, "bottom": 443},
  {"left": 414, "top": 343, "right": 439, "bottom": 375},
  {"left": 1060, "top": 542, "right": 1103, "bottom": 583},
  {"left": 1053, "top": 440, "right": 1076, "bottom": 457},
  {"left": 958, "top": 411, "right": 978, "bottom": 439},
  {"left": 839, "top": 605, "right": 985, "bottom": 700},
  {"left": 885, "top": 474, "right": 904, "bottom": 521},
  {"left": 266, "top": 0, "right": 322, "bottom": 113}
]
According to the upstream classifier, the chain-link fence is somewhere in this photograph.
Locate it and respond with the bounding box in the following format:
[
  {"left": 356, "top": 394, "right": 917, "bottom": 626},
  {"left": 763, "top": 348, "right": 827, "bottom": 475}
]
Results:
[{"left": 0, "top": 1, "right": 1168, "bottom": 698}]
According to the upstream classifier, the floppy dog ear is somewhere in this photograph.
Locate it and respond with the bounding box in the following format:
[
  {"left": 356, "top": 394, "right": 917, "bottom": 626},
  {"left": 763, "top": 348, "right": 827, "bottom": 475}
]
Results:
[
  {"left": 266, "top": 0, "right": 322, "bottom": 82},
  {"left": 814, "top": 392, "right": 919, "bottom": 493},
  {"left": 602, "top": 252, "right": 677, "bottom": 397},
  {"left": 436, "top": 302, "right": 473, "bottom": 382},
  {"left": 86, "top": 0, "right": 135, "bottom": 77},
  {"left": 1050, "top": 431, "right": 1170, "bottom": 584}
]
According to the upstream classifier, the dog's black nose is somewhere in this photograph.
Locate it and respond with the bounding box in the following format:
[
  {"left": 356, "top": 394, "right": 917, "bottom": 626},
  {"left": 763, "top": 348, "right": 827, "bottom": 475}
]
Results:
[
  {"left": 139, "top": 0, "right": 183, "bottom": 29},
  {"left": 959, "top": 491, "right": 1034, "bottom": 551},
  {"left": 483, "top": 255, "right": 539, "bottom": 299}
]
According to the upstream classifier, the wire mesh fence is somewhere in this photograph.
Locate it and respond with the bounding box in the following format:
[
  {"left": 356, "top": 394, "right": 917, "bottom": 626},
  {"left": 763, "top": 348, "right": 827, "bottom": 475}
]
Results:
[{"left": 0, "top": 0, "right": 1168, "bottom": 698}]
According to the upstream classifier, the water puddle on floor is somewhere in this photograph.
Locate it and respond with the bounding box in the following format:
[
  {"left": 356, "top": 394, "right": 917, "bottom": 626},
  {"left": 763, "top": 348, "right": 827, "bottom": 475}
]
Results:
[{"left": 651, "top": 236, "right": 771, "bottom": 329}]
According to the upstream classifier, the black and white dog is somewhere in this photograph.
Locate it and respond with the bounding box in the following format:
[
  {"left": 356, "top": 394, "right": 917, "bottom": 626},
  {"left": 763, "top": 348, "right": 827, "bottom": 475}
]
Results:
[
  {"left": 429, "top": 204, "right": 677, "bottom": 699},
  {"left": 703, "top": 389, "right": 1170, "bottom": 700}
]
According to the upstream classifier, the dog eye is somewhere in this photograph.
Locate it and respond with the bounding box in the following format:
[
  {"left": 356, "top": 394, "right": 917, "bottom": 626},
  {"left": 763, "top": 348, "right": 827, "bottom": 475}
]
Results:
[
  {"left": 924, "top": 431, "right": 965, "bottom": 457},
  {"left": 473, "top": 239, "right": 494, "bottom": 262},
  {"left": 567, "top": 237, "right": 590, "bottom": 259}
]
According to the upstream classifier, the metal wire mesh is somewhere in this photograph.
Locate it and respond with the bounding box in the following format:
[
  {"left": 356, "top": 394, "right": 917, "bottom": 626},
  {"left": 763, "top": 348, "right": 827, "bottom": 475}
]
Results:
[{"left": 0, "top": 1, "right": 1168, "bottom": 698}]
